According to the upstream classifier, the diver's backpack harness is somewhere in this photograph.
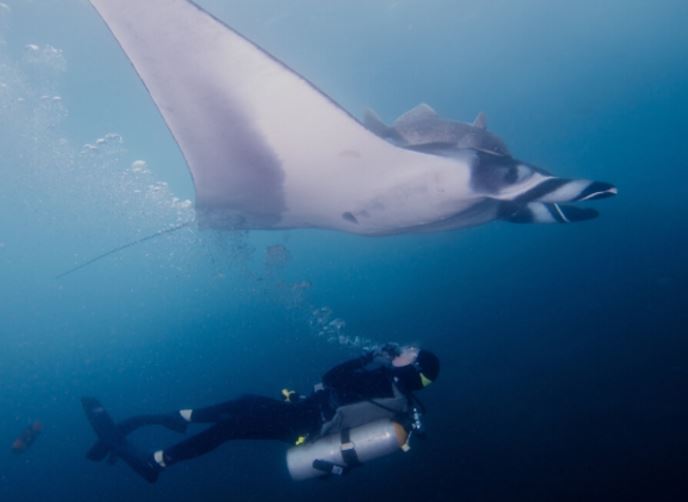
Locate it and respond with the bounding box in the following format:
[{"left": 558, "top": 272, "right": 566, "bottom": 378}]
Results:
[{"left": 310, "top": 427, "right": 362, "bottom": 477}]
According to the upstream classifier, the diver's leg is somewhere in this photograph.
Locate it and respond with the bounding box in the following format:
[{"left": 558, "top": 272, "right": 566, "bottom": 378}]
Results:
[
  {"left": 154, "top": 421, "right": 240, "bottom": 466},
  {"left": 111, "top": 394, "right": 286, "bottom": 436},
  {"left": 174, "top": 394, "right": 282, "bottom": 424},
  {"left": 86, "top": 413, "right": 189, "bottom": 462},
  {"left": 151, "top": 395, "right": 321, "bottom": 468}
]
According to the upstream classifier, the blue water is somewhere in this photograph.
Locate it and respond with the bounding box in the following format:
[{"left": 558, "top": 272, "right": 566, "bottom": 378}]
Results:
[{"left": 1, "top": 1, "right": 687, "bottom": 500}]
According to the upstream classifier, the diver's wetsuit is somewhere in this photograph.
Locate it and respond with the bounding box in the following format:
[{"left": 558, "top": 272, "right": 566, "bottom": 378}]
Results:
[
  {"left": 124, "top": 350, "right": 408, "bottom": 467},
  {"left": 160, "top": 395, "right": 322, "bottom": 464}
]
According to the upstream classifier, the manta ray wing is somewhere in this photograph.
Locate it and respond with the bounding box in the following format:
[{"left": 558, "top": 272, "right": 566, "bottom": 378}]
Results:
[
  {"left": 87, "top": 0, "right": 614, "bottom": 242},
  {"left": 89, "top": 0, "right": 466, "bottom": 234}
]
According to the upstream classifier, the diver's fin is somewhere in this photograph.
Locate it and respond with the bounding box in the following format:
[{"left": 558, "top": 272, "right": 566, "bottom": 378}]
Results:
[
  {"left": 56, "top": 221, "right": 192, "bottom": 279},
  {"left": 473, "top": 112, "right": 487, "bottom": 130},
  {"left": 393, "top": 103, "right": 439, "bottom": 128},
  {"left": 86, "top": 412, "right": 187, "bottom": 462},
  {"left": 86, "top": 439, "right": 111, "bottom": 462},
  {"left": 81, "top": 397, "right": 159, "bottom": 483},
  {"left": 500, "top": 202, "right": 599, "bottom": 224},
  {"left": 81, "top": 398, "right": 125, "bottom": 448}
]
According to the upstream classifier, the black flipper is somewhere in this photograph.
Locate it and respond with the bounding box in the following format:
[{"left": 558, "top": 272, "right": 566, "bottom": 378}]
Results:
[
  {"left": 86, "top": 440, "right": 111, "bottom": 462},
  {"left": 81, "top": 397, "right": 160, "bottom": 483},
  {"left": 106, "top": 452, "right": 119, "bottom": 465},
  {"left": 81, "top": 398, "right": 125, "bottom": 448},
  {"left": 86, "top": 412, "right": 187, "bottom": 463}
]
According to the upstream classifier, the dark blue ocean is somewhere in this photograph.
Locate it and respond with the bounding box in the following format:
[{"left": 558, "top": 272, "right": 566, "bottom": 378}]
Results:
[{"left": 1, "top": 1, "right": 687, "bottom": 500}]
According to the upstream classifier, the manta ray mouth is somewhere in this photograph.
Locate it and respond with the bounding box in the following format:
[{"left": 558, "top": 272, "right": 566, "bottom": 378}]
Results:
[
  {"left": 499, "top": 177, "right": 617, "bottom": 225},
  {"left": 515, "top": 178, "right": 618, "bottom": 204},
  {"left": 503, "top": 203, "right": 599, "bottom": 224}
]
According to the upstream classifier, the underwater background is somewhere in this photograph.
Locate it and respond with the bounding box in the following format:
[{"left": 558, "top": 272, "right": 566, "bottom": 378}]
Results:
[{"left": 1, "top": 0, "right": 687, "bottom": 500}]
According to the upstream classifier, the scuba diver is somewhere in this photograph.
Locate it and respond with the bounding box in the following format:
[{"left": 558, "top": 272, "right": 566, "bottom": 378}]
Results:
[{"left": 82, "top": 344, "right": 440, "bottom": 483}]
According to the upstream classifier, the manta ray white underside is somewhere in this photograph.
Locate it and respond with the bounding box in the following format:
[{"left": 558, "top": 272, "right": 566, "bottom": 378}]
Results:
[{"left": 89, "top": 0, "right": 616, "bottom": 236}]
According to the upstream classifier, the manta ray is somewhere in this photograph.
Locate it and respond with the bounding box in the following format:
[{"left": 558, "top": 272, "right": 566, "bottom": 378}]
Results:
[{"left": 88, "top": 0, "right": 616, "bottom": 236}]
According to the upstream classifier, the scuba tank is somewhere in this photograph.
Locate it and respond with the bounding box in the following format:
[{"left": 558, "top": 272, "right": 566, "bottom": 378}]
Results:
[{"left": 286, "top": 418, "right": 409, "bottom": 481}]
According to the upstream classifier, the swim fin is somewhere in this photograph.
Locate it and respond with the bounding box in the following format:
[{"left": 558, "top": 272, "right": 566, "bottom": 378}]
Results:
[
  {"left": 86, "top": 412, "right": 187, "bottom": 463},
  {"left": 81, "top": 397, "right": 160, "bottom": 483},
  {"left": 86, "top": 439, "right": 111, "bottom": 462}
]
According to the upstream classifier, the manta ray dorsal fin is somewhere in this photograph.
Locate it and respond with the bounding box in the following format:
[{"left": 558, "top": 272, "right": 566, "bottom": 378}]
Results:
[
  {"left": 473, "top": 112, "right": 487, "bottom": 130},
  {"left": 393, "top": 103, "right": 439, "bottom": 129}
]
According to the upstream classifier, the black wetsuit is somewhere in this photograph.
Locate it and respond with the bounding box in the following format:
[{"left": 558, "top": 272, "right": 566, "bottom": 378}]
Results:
[{"left": 133, "top": 351, "right": 408, "bottom": 467}]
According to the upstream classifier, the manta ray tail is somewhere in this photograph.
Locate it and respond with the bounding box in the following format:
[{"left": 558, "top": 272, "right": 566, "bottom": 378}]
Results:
[
  {"left": 500, "top": 202, "right": 599, "bottom": 224},
  {"left": 56, "top": 222, "right": 193, "bottom": 279}
]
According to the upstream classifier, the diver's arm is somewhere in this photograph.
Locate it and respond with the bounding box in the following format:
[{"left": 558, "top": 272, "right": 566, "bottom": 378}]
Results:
[
  {"left": 321, "top": 355, "right": 373, "bottom": 389},
  {"left": 321, "top": 346, "right": 398, "bottom": 390}
]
